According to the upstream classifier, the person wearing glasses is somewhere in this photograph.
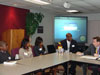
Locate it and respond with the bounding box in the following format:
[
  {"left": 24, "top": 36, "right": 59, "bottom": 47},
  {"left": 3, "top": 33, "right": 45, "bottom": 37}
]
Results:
[{"left": 77, "top": 36, "right": 100, "bottom": 75}]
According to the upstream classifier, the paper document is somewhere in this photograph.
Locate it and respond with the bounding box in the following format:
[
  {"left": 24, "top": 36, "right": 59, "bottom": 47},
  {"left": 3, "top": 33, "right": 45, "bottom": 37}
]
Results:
[
  {"left": 3, "top": 61, "right": 17, "bottom": 65},
  {"left": 80, "top": 56, "right": 97, "bottom": 60}
]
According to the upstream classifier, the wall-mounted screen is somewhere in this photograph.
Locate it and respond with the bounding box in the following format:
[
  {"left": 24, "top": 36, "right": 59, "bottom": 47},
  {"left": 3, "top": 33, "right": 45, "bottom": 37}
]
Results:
[{"left": 54, "top": 16, "right": 88, "bottom": 43}]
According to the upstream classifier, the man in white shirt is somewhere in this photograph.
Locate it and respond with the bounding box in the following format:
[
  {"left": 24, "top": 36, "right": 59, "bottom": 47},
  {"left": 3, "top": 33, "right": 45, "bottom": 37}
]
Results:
[{"left": 61, "top": 33, "right": 78, "bottom": 75}]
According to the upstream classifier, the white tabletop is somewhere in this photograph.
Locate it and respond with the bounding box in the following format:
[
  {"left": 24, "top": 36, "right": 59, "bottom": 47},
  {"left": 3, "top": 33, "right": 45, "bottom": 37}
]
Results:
[
  {"left": 38, "top": 53, "right": 70, "bottom": 69},
  {"left": 0, "top": 63, "right": 34, "bottom": 75},
  {"left": 0, "top": 52, "right": 100, "bottom": 75},
  {"left": 18, "top": 53, "right": 70, "bottom": 70},
  {"left": 0, "top": 53, "right": 70, "bottom": 75},
  {"left": 70, "top": 53, "right": 100, "bottom": 65}
]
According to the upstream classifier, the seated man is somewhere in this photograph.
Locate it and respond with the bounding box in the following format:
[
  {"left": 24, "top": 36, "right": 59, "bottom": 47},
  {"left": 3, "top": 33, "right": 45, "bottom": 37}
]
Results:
[
  {"left": 76, "top": 36, "right": 100, "bottom": 75},
  {"left": 0, "top": 41, "right": 13, "bottom": 64},
  {"left": 60, "top": 33, "right": 78, "bottom": 75}
]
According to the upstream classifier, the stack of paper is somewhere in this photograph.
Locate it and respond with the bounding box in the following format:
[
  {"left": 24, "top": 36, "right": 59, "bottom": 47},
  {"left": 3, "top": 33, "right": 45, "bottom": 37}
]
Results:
[
  {"left": 3, "top": 61, "right": 17, "bottom": 65},
  {"left": 80, "top": 56, "right": 97, "bottom": 60}
]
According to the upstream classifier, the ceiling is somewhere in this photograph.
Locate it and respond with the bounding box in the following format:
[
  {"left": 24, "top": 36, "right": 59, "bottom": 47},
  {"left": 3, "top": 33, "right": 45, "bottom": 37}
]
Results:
[{"left": 0, "top": 0, "right": 100, "bottom": 15}]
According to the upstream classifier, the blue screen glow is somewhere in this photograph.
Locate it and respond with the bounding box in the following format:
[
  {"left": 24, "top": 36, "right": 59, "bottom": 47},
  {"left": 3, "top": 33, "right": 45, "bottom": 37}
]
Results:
[{"left": 54, "top": 16, "right": 88, "bottom": 43}]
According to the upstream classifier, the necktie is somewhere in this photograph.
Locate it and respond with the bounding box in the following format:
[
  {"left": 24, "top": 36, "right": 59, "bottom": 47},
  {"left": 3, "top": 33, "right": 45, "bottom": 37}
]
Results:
[
  {"left": 96, "top": 47, "right": 100, "bottom": 54},
  {"left": 96, "top": 48, "right": 97, "bottom": 54}
]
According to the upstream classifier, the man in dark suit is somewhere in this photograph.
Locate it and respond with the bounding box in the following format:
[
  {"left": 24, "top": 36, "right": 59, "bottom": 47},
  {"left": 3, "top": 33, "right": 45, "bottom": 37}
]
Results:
[
  {"left": 77, "top": 36, "right": 100, "bottom": 75},
  {"left": 61, "top": 33, "right": 78, "bottom": 75},
  {"left": 77, "top": 36, "right": 100, "bottom": 56},
  {"left": 0, "top": 41, "right": 13, "bottom": 64},
  {"left": 61, "top": 33, "right": 78, "bottom": 53}
]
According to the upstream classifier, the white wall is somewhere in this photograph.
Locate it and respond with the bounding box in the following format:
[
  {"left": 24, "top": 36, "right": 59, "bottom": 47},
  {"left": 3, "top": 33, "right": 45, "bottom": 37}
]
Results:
[
  {"left": 71, "top": 13, "right": 100, "bottom": 20},
  {"left": 87, "top": 20, "right": 100, "bottom": 45}
]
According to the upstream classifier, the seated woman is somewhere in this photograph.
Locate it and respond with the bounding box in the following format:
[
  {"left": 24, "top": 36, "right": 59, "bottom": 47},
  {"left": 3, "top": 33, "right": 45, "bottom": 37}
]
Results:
[
  {"left": 34, "top": 37, "right": 46, "bottom": 56},
  {"left": 19, "top": 38, "right": 33, "bottom": 59},
  {"left": 0, "top": 41, "right": 14, "bottom": 64},
  {"left": 34, "top": 37, "right": 48, "bottom": 74}
]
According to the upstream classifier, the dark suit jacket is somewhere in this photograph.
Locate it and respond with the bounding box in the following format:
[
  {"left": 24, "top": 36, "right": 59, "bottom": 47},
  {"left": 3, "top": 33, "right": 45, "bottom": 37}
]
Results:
[
  {"left": 34, "top": 45, "right": 45, "bottom": 56},
  {"left": 0, "top": 51, "right": 11, "bottom": 64},
  {"left": 84, "top": 44, "right": 96, "bottom": 55},
  {"left": 61, "top": 39, "right": 78, "bottom": 53},
  {"left": 84, "top": 44, "right": 100, "bottom": 70}
]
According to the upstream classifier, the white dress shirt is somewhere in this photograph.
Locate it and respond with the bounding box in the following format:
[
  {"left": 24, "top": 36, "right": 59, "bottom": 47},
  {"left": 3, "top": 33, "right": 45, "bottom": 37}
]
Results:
[{"left": 66, "top": 40, "right": 71, "bottom": 52}]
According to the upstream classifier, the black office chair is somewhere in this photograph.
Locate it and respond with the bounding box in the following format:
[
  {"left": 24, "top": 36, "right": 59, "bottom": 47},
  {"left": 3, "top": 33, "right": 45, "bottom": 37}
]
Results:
[
  {"left": 78, "top": 44, "right": 89, "bottom": 52},
  {"left": 47, "top": 44, "right": 56, "bottom": 54}
]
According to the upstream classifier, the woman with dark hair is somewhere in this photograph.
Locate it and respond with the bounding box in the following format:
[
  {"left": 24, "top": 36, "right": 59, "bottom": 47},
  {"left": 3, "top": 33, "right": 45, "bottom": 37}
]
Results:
[
  {"left": 19, "top": 38, "right": 33, "bottom": 59},
  {"left": 34, "top": 37, "right": 46, "bottom": 56}
]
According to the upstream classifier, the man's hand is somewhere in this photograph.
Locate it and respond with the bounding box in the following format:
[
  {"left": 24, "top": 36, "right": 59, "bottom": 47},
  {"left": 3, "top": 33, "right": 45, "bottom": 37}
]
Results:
[
  {"left": 94, "top": 53, "right": 99, "bottom": 57},
  {"left": 76, "top": 52, "right": 83, "bottom": 55}
]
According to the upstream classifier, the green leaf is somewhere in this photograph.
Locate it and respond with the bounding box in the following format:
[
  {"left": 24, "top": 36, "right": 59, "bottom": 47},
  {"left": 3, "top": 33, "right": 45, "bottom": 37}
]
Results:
[{"left": 25, "top": 12, "right": 44, "bottom": 36}]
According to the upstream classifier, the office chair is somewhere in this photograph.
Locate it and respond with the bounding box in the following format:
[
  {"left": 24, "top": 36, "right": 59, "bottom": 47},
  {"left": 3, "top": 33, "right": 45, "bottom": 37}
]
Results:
[
  {"left": 47, "top": 44, "right": 56, "bottom": 54},
  {"left": 88, "top": 66, "right": 100, "bottom": 75},
  {"left": 11, "top": 48, "right": 20, "bottom": 58},
  {"left": 31, "top": 46, "right": 36, "bottom": 57}
]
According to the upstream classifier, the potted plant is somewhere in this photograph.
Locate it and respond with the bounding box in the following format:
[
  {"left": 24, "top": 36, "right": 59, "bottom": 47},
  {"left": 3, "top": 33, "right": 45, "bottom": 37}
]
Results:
[{"left": 25, "top": 12, "right": 44, "bottom": 36}]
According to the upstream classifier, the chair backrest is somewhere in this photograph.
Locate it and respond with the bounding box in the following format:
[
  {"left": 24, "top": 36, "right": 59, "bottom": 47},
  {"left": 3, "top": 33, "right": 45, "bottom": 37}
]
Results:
[
  {"left": 31, "top": 46, "right": 36, "bottom": 57},
  {"left": 47, "top": 45, "right": 56, "bottom": 54},
  {"left": 11, "top": 48, "right": 20, "bottom": 57}
]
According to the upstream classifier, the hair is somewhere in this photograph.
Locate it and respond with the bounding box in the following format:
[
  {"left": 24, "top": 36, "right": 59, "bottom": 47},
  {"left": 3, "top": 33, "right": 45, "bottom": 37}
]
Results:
[
  {"left": 24, "top": 36, "right": 29, "bottom": 40},
  {"left": 0, "top": 41, "right": 7, "bottom": 47},
  {"left": 21, "top": 38, "right": 29, "bottom": 49},
  {"left": 0, "top": 41, "right": 7, "bottom": 50},
  {"left": 35, "top": 37, "right": 43, "bottom": 46},
  {"left": 93, "top": 36, "right": 100, "bottom": 42},
  {"left": 66, "top": 33, "right": 72, "bottom": 37}
]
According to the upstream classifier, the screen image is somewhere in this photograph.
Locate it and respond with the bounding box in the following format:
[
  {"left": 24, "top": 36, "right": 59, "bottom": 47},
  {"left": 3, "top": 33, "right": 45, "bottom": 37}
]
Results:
[{"left": 54, "top": 16, "right": 88, "bottom": 43}]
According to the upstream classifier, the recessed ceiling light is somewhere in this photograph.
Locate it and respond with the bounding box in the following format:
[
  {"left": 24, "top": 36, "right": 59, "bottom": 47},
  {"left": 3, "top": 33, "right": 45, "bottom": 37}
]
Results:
[
  {"left": 13, "top": 4, "right": 17, "bottom": 6},
  {"left": 24, "top": 0, "right": 50, "bottom": 5},
  {"left": 66, "top": 10, "right": 79, "bottom": 13},
  {"left": 63, "top": 2, "right": 71, "bottom": 8}
]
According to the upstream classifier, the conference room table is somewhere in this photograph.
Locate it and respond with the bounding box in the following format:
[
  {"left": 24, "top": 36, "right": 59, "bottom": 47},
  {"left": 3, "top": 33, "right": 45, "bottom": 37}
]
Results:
[{"left": 0, "top": 52, "right": 100, "bottom": 75}]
